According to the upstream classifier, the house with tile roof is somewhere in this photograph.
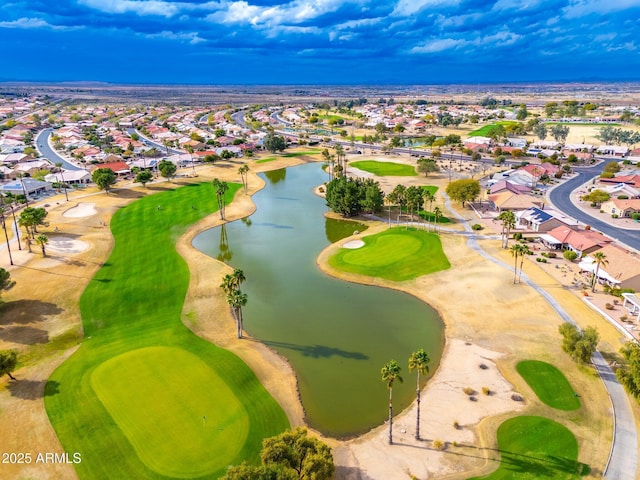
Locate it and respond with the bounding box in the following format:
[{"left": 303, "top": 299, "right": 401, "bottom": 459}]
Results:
[
  {"left": 540, "top": 226, "right": 613, "bottom": 257},
  {"left": 515, "top": 207, "right": 578, "bottom": 232},
  {"left": 601, "top": 198, "right": 640, "bottom": 217}
]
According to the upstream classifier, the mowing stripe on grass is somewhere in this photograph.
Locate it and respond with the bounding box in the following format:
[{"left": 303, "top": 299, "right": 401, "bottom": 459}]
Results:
[
  {"left": 92, "top": 346, "right": 250, "bottom": 478},
  {"left": 516, "top": 360, "right": 580, "bottom": 411},
  {"left": 328, "top": 227, "right": 450, "bottom": 281},
  {"left": 470, "top": 416, "right": 587, "bottom": 479},
  {"left": 46, "top": 182, "right": 289, "bottom": 479},
  {"left": 350, "top": 160, "right": 418, "bottom": 176}
]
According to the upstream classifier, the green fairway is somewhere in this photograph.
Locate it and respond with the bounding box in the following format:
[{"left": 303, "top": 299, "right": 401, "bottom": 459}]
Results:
[
  {"left": 328, "top": 227, "right": 450, "bottom": 281},
  {"left": 469, "top": 121, "right": 519, "bottom": 137},
  {"left": 422, "top": 185, "right": 438, "bottom": 196},
  {"left": 470, "top": 416, "right": 587, "bottom": 479},
  {"left": 350, "top": 160, "right": 418, "bottom": 176},
  {"left": 46, "top": 182, "right": 289, "bottom": 479},
  {"left": 516, "top": 360, "right": 580, "bottom": 411},
  {"left": 256, "top": 156, "right": 277, "bottom": 163}
]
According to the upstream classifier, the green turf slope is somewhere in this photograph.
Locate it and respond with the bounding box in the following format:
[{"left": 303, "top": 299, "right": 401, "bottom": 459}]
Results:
[
  {"left": 46, "top": 183, "right": 289, "bottom": 479},
  {"left": 517, "top": 360, "right": 580, "bottom": 411}
]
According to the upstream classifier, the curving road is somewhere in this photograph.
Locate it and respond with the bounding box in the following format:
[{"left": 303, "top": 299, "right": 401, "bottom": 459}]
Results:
[
  {"left": 36, "top": 128, "right": 82, "bottom": 171},
  {"left": 549, "top": 160, "right": 640, "bottom": 252},
  {"left": 441, "top": 191, "right": 637, "bottom": 479}
]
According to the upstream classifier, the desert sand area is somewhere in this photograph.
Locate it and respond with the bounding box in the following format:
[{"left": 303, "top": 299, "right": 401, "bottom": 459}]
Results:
[{"left": 0, "top": 151, "right": 638, "bottom": 479}]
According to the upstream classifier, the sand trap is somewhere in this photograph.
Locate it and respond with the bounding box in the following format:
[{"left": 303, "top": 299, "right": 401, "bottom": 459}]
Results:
[
  {"left": 46, "top": 236, "right": 90, "bottom": 254},
  {"left": 63, "top": 202, "right": 97, "bottom": 218},
  {"left": 342, "top": 240, "right": 365, "bottom": 249}
]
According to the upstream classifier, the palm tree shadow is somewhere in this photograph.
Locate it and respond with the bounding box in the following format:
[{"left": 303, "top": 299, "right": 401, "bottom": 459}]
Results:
[
  {"left": 7, "top": 379, "right": 60, "bottom": 400},
  {"left": 0, "top": 300, "right": 63, "bottom": 324},
  {"left": 263, "top": 340, "right": 368, "bottom": 360}
]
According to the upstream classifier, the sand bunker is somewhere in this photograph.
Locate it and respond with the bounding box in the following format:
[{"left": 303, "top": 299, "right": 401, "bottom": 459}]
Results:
[
  {"left": 47, "top": 236, "right": 90, "bottom": 254},
  {"left": 342, "top": 240, "right": 365, "bottom": 249},
  {"left": 63, "top": 202, "right": 97, "bottom": 218}
]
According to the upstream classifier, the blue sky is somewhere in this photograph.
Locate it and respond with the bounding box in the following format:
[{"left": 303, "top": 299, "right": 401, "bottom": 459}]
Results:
[{"left": 1, "top": 0, "right": 639, "bottom": 85}]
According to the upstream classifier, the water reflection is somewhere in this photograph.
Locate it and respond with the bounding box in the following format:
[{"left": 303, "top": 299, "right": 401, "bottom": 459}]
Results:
[
  {"left": 264, "top": 168, "right": 286, "bottom": 184},
  {"left": 264, "top": 341, "right": 369, "bottom": 360},
  {"left": 217, "top": 224, "right": 232, "bottom": 263}
]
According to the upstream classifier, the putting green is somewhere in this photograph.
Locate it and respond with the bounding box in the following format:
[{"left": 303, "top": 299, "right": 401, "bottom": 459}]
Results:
[
  {"left": 470, "top": 416, "right": 586, "bottom": 479},
  {"left": 328, "top": 227, "right": 450, "bottom": 281},
  {"left": 91, "top": 347, "right": 248, "bottom": 478},
  {"left": 517, "top": 360, "right": 580, "bottom": 411}
]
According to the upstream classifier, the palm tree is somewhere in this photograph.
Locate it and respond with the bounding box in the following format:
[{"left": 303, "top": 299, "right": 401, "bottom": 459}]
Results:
[
  {"left": 238, "top": 165, "right": 250, "bottom": 193},
  {"left": 497, "top": 211, "right": 516, "bottom": 249},
  {"left": 408, "top": 349, "right": 430, "bottom": 440},
  {"left": 433, "top": 206, "right": 442, "bottom": 233},
  {"left": 509, "top": 243, "right": 523, "bottom": 284},
  {"left": 381, "top": 360, "right": 403, "bottom": 445},
  {"left": 423, "top": 190, "right": 435, "bottom": 231},
  {"left": 55, "top": 162, "right": 69, "bottom": 202},
  {"left": 212, "top": 178, "right": 229, "bottom": 220},
  {"left": 591, "top": 252, "right": 609, "bottom": 293},
  {"left": 518, "top": 245, "right": 533, "bottom": 283},
  {"left": 35, "top": 234, "right": 48, "bottom": 257},
  {"left": 227, "top": 290, "right": 248, "bottom": 338}
]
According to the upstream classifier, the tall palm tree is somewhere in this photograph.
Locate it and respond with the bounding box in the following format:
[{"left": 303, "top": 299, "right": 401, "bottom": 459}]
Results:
[
  {"left": 591, "top": 252, "right": 609, "bottom": 293},
  {"left": 518, "top": 245, "right": 533, "bottom": 283},
  {"left": 212, "top": 178, "right": 229, "bottom": 220},
  {"left": 423, "top": 190, "right": 435, "bottom": 231},
  {"left": 381, "top": 360, "right": 403, "bottom": 445},
  {"left": 238, "top": 165, "right": 250, "bottom": 193},
  {"left": 35, "top": 234, "right": 48, "bottom": 257},
  {"left": 509, "top": 243, "right": 524, "bottom": 284},
  {"left": 408, "top": 349, "right": 430, "bottom": 440},
  {"left": 497, "top": 211, "right": 516, "bottom": 249},
  {"left": 227, "top": 290, "right": 248, "bottom": 338},
  {"left": 55, "top": 162, "right": 69, "bottom": 202},
  {"left": 433, "top": 206, "right": 442, "bottom": 233}
]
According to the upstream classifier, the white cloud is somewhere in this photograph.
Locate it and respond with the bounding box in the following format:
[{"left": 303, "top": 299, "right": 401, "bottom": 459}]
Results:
[
  {"left": 79, "top": 0, "right": 180, "bottom": 17},
  {"left": 0, "top": 17, "right": 77, "bottom": 30},
  {"left": 392, "top": 0, "right": 459, "bottom": 16},
  {"left": 206, "top": 0, "right": 367, "bottom": 28},
  {"left": 492, "top": 0, "right": 545, "bottom": 11},
  {"left": 145, "top": 30, "right": 206, "bottom": 44},
  {"left": 411, "top": 38, "right": 467, "bottom": 53},
  {"left": 563, "top": 0, "right": 640, "bottom": 18}
]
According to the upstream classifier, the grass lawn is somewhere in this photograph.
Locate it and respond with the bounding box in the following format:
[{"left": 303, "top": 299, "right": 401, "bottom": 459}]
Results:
[
  {"left": 516, "top": 360, "right": 580, "bottom": 411},
  {"left": 469, "top": 121, "right": 519, "bottom": 137},
  {"left": 419, "top": 211, "right": 451, "bottom": 223},
  {"left": 422, "top": 185, "right": 439, "bottom": 196},
  {"left": 350, "top": 160, "right": 418, "bottom": 176},
  {"left": 46, "top": 182, "right": 289, "bottom": 479},
  {"left": 470, "top": 416, "right": 588, "bottom": 479},
  {"left": 328, "top": 227, "right": 450, "bottom": 281},
  {"left": 256, "top": 150, "right": 320, "bottom": 163}
]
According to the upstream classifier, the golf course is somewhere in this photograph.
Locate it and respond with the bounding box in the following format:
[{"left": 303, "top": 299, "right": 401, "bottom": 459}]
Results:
[
  {"left": 350, "top": 160, "right": 418, "bottom": 176},
  {"left": 45, "top": 182, "right": 289, "bottom": 479}
]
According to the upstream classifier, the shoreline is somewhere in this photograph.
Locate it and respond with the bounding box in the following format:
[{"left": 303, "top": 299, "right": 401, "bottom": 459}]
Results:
[{"left": 0, "top": 154, "right": 628, "bottom": 479}]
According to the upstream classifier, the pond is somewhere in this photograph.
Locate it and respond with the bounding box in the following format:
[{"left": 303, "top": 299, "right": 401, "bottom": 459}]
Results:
[{"left": 193, "top": 163, "right": 444, "bottom": 438}]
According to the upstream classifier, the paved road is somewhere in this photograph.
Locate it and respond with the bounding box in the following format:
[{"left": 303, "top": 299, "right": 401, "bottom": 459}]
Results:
[
  {"left": 442, "top": 191, "right": 638, "bottom": 479},
  {"left": 35, "top": 128, "right": 82, "bottom": 171},
  {"left": 126, "top": 128, "right": 183, "bottom": 155},
  {"left": 549, "top": 160, "right": 640, "bottom": 252}
]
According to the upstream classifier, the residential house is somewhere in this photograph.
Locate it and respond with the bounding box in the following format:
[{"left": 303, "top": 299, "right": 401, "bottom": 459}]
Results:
[
  {"left": 488, "top": 191, "right": 545, "bottom": 212},
  {"left": 582, "top": 244, "right": 640, "bottom": 291},
  {"left": 539, "top": 226, "right": 612, "bottom": 257},
  {"left": 600, "top": 174, "right": 640, "bottom": 189},
  {"left": 601, "top": 198, "right": 640, "bottom": 217},
  {"left": 0, "top": 178, "right": 53, "bottom": 198},
  {"left": 45, "top": 169, "right": 91, "bottom": 185},
  {"left": 597, "top": 145, "right": 629, "bottom": 156},
  {"left": 91, "top": 161, "right": 130, "bottom": 175},
  {"left": 488, "top": 180, "right": 532, "bottom": 195},
  {"left": 515, "top": 207, "right": 578, "bottom": 232},
  {"left": 602, "top": 183, "right": 640, "bottom": 199}
]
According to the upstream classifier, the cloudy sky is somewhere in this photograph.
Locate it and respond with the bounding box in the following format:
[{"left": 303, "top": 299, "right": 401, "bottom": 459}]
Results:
[{"left": 1, "top": 0, "right": 639, "bottom": 84}]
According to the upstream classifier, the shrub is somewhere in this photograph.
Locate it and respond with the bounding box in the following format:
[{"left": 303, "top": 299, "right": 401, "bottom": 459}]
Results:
[
  {"left": 432, "top": 440, "right": 446, "bottom": 450},
  {"left": 513, "top": 232, "right": 523, "bottom": 240},
  {"left": 605, "top": 303, "right": 614, "bottom": 310},
  {"left": 482, "top": 387, "right": 491, "bottom": 395},
  {"left": 617, "top": 195, "right": 629, "bottom": 200},
  {"left": 463, "top": 387, "right": 475, "bottom": 395},
  {"left": 547, "top": 252, "right": 557, "bottom": 259},
  {"left": 536, "top": 257, "right": 547, "bottom": 263},
  {"left": 479, "top": 363, "right": 488, "bottom": 370},
  {"left": 632, "top": 213, "right": 640, "bottom": 221},
  {"left": 511, "top": 394, "right": 524, "bottom": 402},
  {"left": 541, "top": 252, "right": 548, "bottom": 258},
  {"left": 621, "top": 315, "right": 629, "bottom": 322},
  {"left": 472, "top": 223, "right": 483, "bottom": 231},
  {"left": 453, "top": 420, "right": 460, "bottom": 429},
  {"left": 563, "top": 250, "right": 578, "bottom": 261},
  {"left": 612, "top": 214, "right": 619, "bottom": 219}
]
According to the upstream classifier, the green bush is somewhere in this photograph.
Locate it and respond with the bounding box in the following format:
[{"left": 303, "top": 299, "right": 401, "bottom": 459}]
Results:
[
  {"left": 617, "top": 195, "right": 629, "bottom": 200},
  {"left": 632, "top": 213, "right": 640, "bottom": 221},
  {"left": 513, "top": 232, "right": 523, "bottom": 240},
  {"left": 547, "top": 252, "right": 557, "bottom": 259},
  {"left": 472, "top": 223, "right": 483, "bottom": 231},
  {"left": 612, "top": 214, "right": 619, "bottom": 219},
  {"left": 563, "top": 250, "right": 578, "bottom": 261},
  {"left": 536, "top": 257, "right": 547, "bottom": 263}
]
